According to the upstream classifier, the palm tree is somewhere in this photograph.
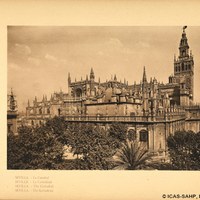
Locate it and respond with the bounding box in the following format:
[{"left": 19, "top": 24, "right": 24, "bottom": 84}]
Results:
[{"left": 113, "top": 140, "right": 152, "bottom": 170}]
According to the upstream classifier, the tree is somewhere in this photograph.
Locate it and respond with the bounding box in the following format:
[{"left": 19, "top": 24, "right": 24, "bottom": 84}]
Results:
[
  {"left": 67, "top": 124, "right": 117, "bottom": 170},
  {"left": 108, "top": 123, "right": 128, "bottom": 148},
  {"left": 113, "top": 140, "right": 152, "bottom": 170},
  {"left": 167, "top": 131, "right": 200, "bottom": 170},
  {"left": 7, "top": 117, "right": 67, "bottom": 169}
]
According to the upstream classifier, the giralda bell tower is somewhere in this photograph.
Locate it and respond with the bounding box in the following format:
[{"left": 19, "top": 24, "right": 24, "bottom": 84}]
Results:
[{"left": 174, "top": 26, "right": 194, "bottom": 102}]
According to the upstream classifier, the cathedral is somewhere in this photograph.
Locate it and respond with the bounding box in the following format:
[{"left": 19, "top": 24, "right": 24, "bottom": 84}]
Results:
[
  {"left": 26, "top": 26, "right": 194, "bottom": 122},
  {"left": 22, "top": 27, "right": 200, "bottom": 155}
]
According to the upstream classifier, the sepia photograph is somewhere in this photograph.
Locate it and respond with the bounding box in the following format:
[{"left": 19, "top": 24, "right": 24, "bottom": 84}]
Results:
[
  {"left": 1, "top": 0, "right": 200, "bottom": 199},
  {"left": 7, "top": 26, "right": 200, "bottom": 170}
]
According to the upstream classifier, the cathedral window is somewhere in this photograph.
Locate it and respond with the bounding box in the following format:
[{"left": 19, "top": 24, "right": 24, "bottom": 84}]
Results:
[
  {"left": 47, "top": 108, "right": 50, "bottom": 114},
  {"left": 188, "top": 64, "right": 191, "bottom": 70},
  {"left": 39, "top": 108, "right": 42, "bottom": 114},
  {"left": 76, "top": 88, "right": 82, "bottom": 97},
  {"left": 139, "top": 130, "right": 148, "bottom": 142},
  {"left": 127, "top": 129, "right": 136, "bottom": 141}
]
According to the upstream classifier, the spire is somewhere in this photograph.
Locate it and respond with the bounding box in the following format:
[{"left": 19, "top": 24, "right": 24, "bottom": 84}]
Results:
[
  {"left": 28, "top": 99, "right": 30, "bottom": 107},
  {"left": 35, "top": 96, "right": 37, "bottom": 102},
  {"left": 114, "top": 74, "right": 117, "bottom": 81},
  {"left": 68, "top": 72, "right": 71, "bottom": 84},
  {"left": 86, "top": 74, "right": 88, "bottom": 81},
  {"left": 98, "top": 77, "right": 100, "bottom": 84},
  {"left": 142, "top": 66, "right": 147, "bottom": 83},
  {"left": 90, "top": 67, "right": 95, "bottom": 80}
]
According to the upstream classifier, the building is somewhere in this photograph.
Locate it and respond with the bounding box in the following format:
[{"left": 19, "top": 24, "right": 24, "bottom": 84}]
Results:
[{"left": 24, "top": 27, "right": 200, "bottom": 156}]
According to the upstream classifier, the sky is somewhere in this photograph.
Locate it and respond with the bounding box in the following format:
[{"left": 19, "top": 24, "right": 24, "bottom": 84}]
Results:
[{"left": 7, "top": 26, "right": 200, "bottom": 112}]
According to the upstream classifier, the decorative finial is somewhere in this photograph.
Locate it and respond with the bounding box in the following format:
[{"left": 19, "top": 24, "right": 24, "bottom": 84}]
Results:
[{"left": 183, "top": 26, "right": 187, "bottom": 31}]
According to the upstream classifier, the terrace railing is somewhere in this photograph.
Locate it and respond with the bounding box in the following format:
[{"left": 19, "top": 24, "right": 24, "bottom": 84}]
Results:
[{"left": 65, "top": 113, "right": 186, "bottom": 123}]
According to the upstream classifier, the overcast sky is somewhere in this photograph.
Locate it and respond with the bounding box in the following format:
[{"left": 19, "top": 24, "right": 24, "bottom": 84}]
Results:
[{"left": 7, "top": 26, "right": 200, "bottom": 112}]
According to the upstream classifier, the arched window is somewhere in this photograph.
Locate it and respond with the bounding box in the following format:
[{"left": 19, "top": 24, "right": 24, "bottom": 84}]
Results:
[
  {"left": 181, "top": 63, "right": 184, "bottom": 71},
  {"left": 47, "top": 108, "right": 50, "bottom": 114},
  {"left": 76, "top": 88, "right": 82, "bottom": 97},
  {"left": 185, "top": 65, "right": 188, "bottom": 70},
  {"left": 39, "top": 108, "right": 42, "bottom": 114},
  {"left": 139, "top": 130, "right": 148, "bottom": 142},
  {"left": 31, "top": 120, "right": 34, "bottom": 126},
  {"left": 58, "top": 108, "right": 61, "bottom": 116},
  {"left": 127, "top": 129, "right": 136, "bottom": 141},
  {"left": 182, "top": 50, "right": 186, "bottom": 56}
]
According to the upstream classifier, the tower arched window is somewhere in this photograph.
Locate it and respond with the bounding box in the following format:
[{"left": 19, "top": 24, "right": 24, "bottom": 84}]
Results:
[
  {"left": 58, "top": 108, "right": 61, "bottom": 116},
  {"left": 188, "top": 64, "right": 191, "bottom": 70},
  {"left": 182, "top": 50, "right": 186, "bottom": 57},
  {"left": 181, "top": 63, "right": 184, "bottom": 71}
]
